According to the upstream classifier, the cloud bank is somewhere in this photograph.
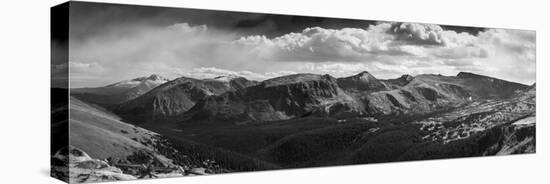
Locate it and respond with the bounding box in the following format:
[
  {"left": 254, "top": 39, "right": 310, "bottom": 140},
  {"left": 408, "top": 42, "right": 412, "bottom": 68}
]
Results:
[{"left": 69, "top": 21, "right": 535, "bottom": 87}]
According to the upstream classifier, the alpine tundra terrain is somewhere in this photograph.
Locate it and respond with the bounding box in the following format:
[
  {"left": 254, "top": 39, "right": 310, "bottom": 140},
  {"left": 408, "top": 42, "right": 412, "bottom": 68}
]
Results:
[
  {"left": 55, "top": 71, "right": 535, "bottom": 182},
  {"left": 51, "top": 87, "right": 278, "bottom": 183}
]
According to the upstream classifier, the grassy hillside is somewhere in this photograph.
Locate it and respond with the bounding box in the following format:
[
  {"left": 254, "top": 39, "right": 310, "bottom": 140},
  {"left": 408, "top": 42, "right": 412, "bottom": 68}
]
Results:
[{"left": 67, "top": 96, "right": 279, "bottom": 174}]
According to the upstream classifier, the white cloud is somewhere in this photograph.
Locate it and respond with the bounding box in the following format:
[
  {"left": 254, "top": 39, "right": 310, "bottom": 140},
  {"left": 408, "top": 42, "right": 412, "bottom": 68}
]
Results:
[
  {"left": 232, "top": 23, "right": 496, "bottom": 63},
  {"left": 69, "top": 61, "right": 105, "bottom": 73},
  {"left": 181, "top": 67, "right": 297, "bottom": 81},
  {"left": 233, "top": 24, "right": 410, "bottom": 62},
  {"left": 69, "top": 21, "right": 535, "bottom": 87},
  {"left": 390, "top": 23, "right": 446, "bottom": 45},
  {"left": 389, "top": 23, "right": 479, "bottom": 47}
]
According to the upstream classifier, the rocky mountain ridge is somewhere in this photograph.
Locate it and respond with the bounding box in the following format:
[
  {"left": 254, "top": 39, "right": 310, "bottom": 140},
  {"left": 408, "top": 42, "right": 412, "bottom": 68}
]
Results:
[{"left": 73, "top": 71, "right": 530, "bottom": 125}]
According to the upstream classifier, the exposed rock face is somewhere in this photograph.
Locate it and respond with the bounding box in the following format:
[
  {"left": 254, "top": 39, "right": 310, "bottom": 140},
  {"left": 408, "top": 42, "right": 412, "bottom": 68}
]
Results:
[
  {"left": 71, "top": 74, "right": 170, "bottom": 106},
  {"left": 520, "top": 83, "right": 536, "bottom": 98},
  {"left": 115, "top": 76, "right": 257, "bottom": 122},
  {"left": 354, "top": 76, "right": 466, "bottom": 115},
  {"left": 382, "top": 74, "right": 414, "bottom": 89},
  {"left": 229, "top": 77, "right": 260, "bottom": 91},
  {"left": 51, "top": 146, "right": 136, "bottom": 183},
  {"left": 356, "top": 73, "right": 528, "bottom": 115},
  {"left": 124, "top": 74, "right": 171, "bottom": 101},
  {"left": 337, "top": 71, "right": 387, "bottom": 92},
  {"left": 493, "top": 120, "right": 535, "bottom": 155},
  {"left": 177, "top": 71, "right": 529, "bottom": 123},
  {"left": 184, "top": 74, "right": 362, "bottom": 123},
  {"left": 100, "top": 71, "right": 528, "bottom": 125}
]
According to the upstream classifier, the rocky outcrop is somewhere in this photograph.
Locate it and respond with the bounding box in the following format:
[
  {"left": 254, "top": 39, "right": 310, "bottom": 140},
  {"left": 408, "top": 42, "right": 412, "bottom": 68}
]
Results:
[
  {"left": 494, "top": 119, "right": 536, "bottom": 155},
  {"left": 51, "top": 146, "right": 136, "bottom": 183}
]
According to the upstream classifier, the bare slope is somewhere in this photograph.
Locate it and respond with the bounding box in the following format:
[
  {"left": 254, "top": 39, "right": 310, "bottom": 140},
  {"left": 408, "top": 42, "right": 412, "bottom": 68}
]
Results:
[
  {"left": 69, "top": 96, "right": 174, "bottom": 164},
  {"left": 71, "top": 74, "right": 170, "bottom": 106},
  {"left": 114, "top": 76, "right": 257, "bottom": 122}
]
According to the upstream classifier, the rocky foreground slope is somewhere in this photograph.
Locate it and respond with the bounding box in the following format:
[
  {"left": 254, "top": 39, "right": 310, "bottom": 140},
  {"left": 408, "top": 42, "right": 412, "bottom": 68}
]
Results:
[{"left": 52, "top": 94, "right": 277, "bottom": 183}]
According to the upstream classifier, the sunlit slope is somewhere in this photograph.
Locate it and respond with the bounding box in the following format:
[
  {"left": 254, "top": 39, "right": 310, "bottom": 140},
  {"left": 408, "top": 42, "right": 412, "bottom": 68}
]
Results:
[{"left": 69, "top": 96, "right": 172, "bottom": 164}]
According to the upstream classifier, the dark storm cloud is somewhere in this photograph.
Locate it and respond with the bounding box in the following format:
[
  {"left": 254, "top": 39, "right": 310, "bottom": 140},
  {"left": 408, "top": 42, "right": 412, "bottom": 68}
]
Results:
[
  {"left": 69, "top": 1, "right": 380, "bottom": 41},
  {"left": 232, "top": 14, "right": 379, "bottom": 38},
  {"left": 70, "top": 1, "right": 483, "bottom": 41},
  {"left": 441, "top": 25, "right": 486, "bottom": 35}
]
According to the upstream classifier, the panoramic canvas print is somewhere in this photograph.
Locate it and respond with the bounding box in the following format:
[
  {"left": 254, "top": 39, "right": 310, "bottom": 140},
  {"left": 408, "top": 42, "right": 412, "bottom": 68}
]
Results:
[{"left": 51, "top": 1, "right": 536, "bottom": 183}]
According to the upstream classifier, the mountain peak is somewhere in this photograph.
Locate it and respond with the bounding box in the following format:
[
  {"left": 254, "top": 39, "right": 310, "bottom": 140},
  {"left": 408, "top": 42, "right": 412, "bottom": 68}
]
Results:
[
  {"left": 146, "top": 74, "right": 168, "bottom": 81},
  {"left": 127, "top": 74, "right": 168, "bottom": 83},
  {"left": 456, "top": 72, "right": 485, "bottom": 78},
  {"left": 337, "top": 71, "right": 385, "bottom": 92},
  {"left": 399, "top": 74, "right": 414, "bottom": 82},
  {"left": 263, "top": 73, "right": 334, "bottom": 87},
  {"left": 357, "top": 71, "right": 371, "bottom": 75},
  {"left": 349, "top": 71, "right": 378, "bottom": 82},
  {"left": 354, "top": 71, "right": 374, "bottom": 77}
]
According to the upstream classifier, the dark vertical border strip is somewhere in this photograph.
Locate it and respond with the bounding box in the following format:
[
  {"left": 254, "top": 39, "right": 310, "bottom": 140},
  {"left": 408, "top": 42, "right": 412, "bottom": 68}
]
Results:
[{"left": 51, "top": 1, "right": 70, "bottom": 183}]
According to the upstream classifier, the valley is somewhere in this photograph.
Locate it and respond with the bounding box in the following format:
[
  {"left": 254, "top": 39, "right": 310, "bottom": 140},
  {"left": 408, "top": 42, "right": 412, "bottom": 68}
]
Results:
[{"left": 56, "top": 71, "right": 536, "bottom": 182}]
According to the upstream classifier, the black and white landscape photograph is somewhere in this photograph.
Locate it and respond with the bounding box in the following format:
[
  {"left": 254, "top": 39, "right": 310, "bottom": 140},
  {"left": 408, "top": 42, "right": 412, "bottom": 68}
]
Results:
[{"left": 51, "top": 1, "right": 536, "bottom": 183}]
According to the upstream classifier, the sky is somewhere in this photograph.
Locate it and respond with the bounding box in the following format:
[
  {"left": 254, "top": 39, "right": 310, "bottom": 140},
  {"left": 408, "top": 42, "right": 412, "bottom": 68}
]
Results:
[{"left": 55, "top": 2, "right": 536, "bottom": 88}]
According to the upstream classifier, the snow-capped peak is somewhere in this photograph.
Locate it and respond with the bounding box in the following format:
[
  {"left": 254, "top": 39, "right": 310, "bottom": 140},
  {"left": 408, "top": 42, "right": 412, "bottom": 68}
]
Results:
[
  {"left": 108, "top": 74, "right": 169, "bottom": 88},
  {"left": 146, "top": 74, "right": 169, "bottom": 81}
]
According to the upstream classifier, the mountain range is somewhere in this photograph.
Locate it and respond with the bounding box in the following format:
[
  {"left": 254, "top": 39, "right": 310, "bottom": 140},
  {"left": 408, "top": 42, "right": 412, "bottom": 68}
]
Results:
[
  {"left": 77, "top": 71, "right": 530, "bottom": 125},
  {"left": 60, "top": 70, "right": 535, "bottom": 181},
  {"left": 71, "top": 74, "right": 170, "bottom": 106}
]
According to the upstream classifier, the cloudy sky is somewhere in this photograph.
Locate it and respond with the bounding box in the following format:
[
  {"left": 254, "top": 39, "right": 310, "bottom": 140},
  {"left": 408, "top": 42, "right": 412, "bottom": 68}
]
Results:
[{"left": 58, "top": 2, "right": 536, "bottom": 88}]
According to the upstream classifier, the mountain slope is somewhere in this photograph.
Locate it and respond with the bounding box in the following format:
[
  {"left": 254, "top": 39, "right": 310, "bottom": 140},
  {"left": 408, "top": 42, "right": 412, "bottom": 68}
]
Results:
[
  {"left": 337, "top": 71, "right": 387, "bottom": 92},
  {"left": 253, "top": 86, "right": 535, "bottom": 167},
  {"left": 353, "top": 73, "right": 528, "bottom": 115},
  {"left": 114, "top": 76, "right": 258, "bottom": 122},
  {"left": 179, "top": 71, "right": 528, "bottom": 124},
  {"left": 357, "top": 75, "right": 471, "bottom": 115},
  {"left": 51, "top": 96, "right": 279, "bottom": 182},
  {"left": 182, "top": 74, "right": 364, "bottom": 123},
  {"left": 69, "top": 96, "right": 175, "bottom": 164},
  {"left": 443, "top": 72, "right": 526, "bottom": 99},
  {"left": 71, "top": 74, "right": 170, "bottom": 106}
]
